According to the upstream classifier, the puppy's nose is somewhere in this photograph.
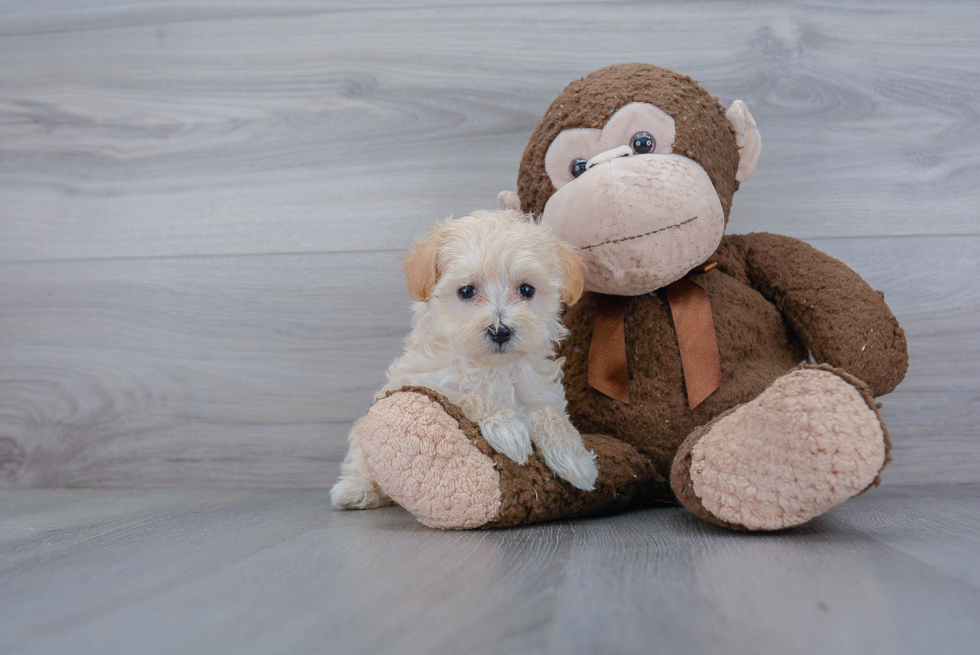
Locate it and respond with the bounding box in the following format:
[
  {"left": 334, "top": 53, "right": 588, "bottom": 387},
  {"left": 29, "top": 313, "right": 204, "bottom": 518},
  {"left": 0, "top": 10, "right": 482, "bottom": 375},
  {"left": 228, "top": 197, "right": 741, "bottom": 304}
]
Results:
[{"left": 488, "top": 324, "right": 512, "bottom": 345}]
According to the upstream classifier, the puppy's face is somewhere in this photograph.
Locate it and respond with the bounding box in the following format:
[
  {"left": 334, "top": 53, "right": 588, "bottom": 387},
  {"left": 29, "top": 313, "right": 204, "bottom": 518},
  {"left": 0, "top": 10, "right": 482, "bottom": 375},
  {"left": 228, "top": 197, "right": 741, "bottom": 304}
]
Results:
[{"left": 404, "top": 210, "right": 585, "bottom": 366}]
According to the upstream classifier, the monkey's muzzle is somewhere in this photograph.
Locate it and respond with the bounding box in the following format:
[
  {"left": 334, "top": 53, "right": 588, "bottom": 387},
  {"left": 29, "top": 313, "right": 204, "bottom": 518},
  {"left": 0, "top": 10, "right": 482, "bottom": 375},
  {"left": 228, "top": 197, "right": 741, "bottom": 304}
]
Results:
[{"left": 540, "top": 153, "right": 725, "bottom": 296}]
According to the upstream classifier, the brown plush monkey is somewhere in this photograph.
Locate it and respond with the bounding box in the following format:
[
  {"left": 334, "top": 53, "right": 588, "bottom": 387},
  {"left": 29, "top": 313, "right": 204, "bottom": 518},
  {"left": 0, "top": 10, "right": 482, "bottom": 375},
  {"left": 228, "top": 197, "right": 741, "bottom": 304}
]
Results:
[{"left": 355, "top": 64, "right": 908, "bottom": 531}]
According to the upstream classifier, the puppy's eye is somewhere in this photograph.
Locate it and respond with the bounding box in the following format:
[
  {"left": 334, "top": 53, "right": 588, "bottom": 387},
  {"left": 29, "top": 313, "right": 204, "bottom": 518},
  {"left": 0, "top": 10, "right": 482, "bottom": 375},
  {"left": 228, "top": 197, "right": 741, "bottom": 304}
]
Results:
[
  {"left": 457, "top": 285, "right": 476, "bottom": 300},
  {"left": 570, "top": 158, "right": 588, "bottom": 179},
  {"left": 519, "top": 283, "right": 535, "bottom": 299},
  {"left": 630, "top": 131, "right": 655, "bottom": 154}
]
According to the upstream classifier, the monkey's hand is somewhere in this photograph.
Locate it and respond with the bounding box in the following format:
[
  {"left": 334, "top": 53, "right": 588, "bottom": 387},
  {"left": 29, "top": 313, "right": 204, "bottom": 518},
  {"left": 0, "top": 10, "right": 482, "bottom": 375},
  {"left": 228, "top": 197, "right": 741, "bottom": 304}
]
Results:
[{"left": 721, "top": 232, "right": 908, "bottom": 396}]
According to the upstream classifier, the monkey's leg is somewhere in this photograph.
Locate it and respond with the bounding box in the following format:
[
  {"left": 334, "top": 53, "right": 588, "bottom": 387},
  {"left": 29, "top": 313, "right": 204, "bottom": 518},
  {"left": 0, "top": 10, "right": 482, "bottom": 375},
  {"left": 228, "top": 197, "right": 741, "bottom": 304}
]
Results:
[
  {"left": 670, "top": 365, "right": 890, "bottom": 531},
  {"left": 356, "top": 386, "right": 661, "bottom": 529}
]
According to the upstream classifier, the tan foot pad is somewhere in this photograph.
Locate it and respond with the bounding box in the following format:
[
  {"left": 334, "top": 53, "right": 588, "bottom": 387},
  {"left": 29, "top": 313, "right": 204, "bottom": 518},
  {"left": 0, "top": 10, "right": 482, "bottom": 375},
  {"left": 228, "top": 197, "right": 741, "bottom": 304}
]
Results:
[
  {"left": 360, "top": 389, "right": 502, "bottom": 529},
  {"left": 673, "top": 366, "right": 889, "bottom": 531}
]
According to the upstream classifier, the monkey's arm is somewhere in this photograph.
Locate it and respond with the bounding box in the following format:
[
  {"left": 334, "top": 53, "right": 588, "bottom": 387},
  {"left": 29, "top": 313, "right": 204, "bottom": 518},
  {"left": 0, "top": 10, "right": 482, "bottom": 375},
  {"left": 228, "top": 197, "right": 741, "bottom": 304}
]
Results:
[{"left": 717, "top": 232, "right": 908, "bottom": 396}]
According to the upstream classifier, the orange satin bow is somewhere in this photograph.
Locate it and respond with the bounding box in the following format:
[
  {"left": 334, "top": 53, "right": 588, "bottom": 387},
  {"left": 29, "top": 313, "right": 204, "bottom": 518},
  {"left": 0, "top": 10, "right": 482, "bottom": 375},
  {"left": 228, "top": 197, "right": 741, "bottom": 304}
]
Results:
[{"left": 588, "top": 263, "right": 721, "bottom": 409}]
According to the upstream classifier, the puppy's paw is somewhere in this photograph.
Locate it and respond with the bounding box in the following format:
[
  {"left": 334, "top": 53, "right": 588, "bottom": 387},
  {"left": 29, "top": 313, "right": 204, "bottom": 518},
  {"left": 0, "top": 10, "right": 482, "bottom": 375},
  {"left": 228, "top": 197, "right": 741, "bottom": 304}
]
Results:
[
  {"left": 330, "top": 475, "right": 391, "bottom": 510},
  {"left": 479, "top": 414, "right": 533, "bottom": 465},
  {"left": 530, "top": 408, "right": 599, "bottom": 491},
  {"left": 544, "top": 441, "right": 599, "bottom": 491}
]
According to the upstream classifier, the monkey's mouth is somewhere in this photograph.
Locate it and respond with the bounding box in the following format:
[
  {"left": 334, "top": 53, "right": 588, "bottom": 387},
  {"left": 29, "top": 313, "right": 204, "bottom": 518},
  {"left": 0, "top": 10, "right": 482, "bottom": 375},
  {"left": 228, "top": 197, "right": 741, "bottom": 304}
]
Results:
[{"left": 580, "top": 216, "right": 699, "bottom": 251}]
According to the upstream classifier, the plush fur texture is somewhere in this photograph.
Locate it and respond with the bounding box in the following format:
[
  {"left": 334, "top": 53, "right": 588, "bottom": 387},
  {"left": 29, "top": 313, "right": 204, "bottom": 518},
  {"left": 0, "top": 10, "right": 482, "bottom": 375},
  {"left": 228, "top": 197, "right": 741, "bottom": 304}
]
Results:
[
  {"left": 559, "top": 232, "right": 907, "bottom": 480},
  {"left": 517, "top": 64, "right": 742, "bottom": 222},
  {"left": 720, "top": 233, "right": 908, "bottom": 397},
  {"left": 674, "top": 365, "right": 888, "bottom": 531},
  {"left": 331, "top": 210, "right": 596, "bottom": 510},
  {"left": 342, "top": 63, "right": 908, "bottom": 531},
  {"left": 360, "top": 389, "right": 502, "bottom": 529},
  {"left": 524, "top": 67, "right": 761, "bottom": 297},
  {"left": 541, "top": 151, "right": 728, "bottom": 295},
  {"left": 358, "top": 386, "right": 663, "bottom": 529}
]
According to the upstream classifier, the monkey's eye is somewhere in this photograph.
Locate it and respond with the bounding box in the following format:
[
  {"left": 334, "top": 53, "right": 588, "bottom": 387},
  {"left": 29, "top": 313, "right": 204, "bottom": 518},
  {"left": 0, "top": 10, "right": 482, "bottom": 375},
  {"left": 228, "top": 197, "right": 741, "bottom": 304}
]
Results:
[
  {"left": 569, "top": 158, "right": 588, "bottom": 179},
  {"left": 457, "top": 285, "right": 476, "bottom": 300},
  {"left": 519, "top": 283, "right": 535, "bottom": 299},
  {"left": 631, "top": 131, "right": 655, "bottom": 154}
]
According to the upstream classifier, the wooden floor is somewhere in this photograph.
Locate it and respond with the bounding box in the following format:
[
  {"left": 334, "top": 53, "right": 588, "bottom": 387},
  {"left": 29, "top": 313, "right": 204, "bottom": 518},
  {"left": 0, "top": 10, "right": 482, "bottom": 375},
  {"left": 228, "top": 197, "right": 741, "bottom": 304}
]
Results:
[
  {"left": 0, "top": 484, "right": 977, "bottom": 655},
  {"left": 1, "top": 4, "right": 978, "bottom": 651}
]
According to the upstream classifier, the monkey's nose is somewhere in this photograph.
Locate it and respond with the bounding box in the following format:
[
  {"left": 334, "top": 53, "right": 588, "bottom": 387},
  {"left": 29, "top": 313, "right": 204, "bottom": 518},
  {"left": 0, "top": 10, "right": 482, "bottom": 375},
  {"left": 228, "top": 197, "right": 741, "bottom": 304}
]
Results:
[
  {"left": 586, "top": 145, "right": 632, "bottom": 170},
  {"left": 488, "top": 324, "right": 512, "bottom": 345}
]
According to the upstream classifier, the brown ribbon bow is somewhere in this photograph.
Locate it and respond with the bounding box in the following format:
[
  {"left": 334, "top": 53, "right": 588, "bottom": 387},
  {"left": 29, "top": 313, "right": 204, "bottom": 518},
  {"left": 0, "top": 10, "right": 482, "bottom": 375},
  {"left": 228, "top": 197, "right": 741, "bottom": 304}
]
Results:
[{"left": 588, "top": 262, "right": 721, "bottom": 409}]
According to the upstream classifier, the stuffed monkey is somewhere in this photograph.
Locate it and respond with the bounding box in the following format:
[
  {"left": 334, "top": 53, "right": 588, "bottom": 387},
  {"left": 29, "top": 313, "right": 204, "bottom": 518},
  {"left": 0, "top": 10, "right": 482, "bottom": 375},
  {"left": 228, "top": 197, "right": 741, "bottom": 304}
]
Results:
[{"left": 354, "top": 64, "right": 908, "bottom": 531}]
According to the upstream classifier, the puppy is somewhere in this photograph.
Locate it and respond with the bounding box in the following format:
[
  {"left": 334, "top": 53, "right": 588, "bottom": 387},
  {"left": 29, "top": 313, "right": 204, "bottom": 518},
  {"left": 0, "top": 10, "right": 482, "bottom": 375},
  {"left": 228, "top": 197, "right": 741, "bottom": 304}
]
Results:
[{"left": 331, "top": 209, "right": 598, "bottom": 510}]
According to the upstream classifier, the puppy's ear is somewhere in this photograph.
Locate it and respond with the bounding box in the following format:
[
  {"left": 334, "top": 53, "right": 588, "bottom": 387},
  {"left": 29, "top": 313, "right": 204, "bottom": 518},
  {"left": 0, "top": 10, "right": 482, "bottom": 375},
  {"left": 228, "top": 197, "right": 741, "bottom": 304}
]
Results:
[
  {"left": 557, "top": 240, "right": 586, "bottom": 306},
  {"left": 404, "top": 222, "right": 447, "bottom": 302}
]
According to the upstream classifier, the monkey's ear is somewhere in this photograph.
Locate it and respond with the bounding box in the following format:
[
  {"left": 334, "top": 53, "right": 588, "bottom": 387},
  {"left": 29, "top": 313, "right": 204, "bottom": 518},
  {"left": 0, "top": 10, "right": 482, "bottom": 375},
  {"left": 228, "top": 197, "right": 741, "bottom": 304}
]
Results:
[
  {"left": 497, "top": 190, "right": 522, "bottom": 212},
  {"left": 726, "top": 100, "right": 762, "bottom": 183},
  {"left": 404, "top": 222, "right": 447, "bottom": 302},
  {"left": 557, "top": 240, "right": 586, "bottom": 306}
]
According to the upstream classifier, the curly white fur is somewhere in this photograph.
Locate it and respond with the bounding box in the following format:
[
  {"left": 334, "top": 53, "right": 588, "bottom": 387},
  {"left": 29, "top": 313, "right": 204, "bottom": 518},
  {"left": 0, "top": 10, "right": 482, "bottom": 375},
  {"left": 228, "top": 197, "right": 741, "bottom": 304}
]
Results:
[{"left": 331, "top": 210, "right": 597, "bottom": 510}]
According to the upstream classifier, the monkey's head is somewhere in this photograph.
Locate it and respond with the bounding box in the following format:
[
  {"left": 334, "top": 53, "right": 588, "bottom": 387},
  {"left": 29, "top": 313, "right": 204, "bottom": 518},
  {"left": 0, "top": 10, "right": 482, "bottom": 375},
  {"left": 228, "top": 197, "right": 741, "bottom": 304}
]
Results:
[{"left": 510, "top": 64, "right": 761, "bottom": 296}]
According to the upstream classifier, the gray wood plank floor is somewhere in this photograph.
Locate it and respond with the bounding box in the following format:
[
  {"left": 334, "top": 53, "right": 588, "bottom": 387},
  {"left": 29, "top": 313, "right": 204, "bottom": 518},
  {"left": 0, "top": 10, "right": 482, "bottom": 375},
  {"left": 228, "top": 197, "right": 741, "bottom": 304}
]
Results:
[
  {"left": 1, "top": 0, "right": 978, "bottom": 487},
  {"left": 1, "top": 485, "right": 978, "bottom": 655}
]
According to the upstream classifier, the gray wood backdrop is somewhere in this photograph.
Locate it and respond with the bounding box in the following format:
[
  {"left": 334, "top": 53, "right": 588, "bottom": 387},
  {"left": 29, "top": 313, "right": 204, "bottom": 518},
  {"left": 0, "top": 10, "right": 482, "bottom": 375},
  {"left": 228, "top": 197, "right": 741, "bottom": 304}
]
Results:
[{"left": 0, "top": 0, "right": 977, "bottom": 488}]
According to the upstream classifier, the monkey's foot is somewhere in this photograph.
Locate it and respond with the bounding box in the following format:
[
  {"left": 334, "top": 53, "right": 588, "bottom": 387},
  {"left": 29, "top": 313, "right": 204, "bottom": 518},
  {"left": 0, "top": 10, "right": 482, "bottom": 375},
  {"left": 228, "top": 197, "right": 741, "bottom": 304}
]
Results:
[
  {"left": 671, "top": 365, "right": 890, "bottom": 531},
  {"left": 359, "top": 386, "right": 659, "bottom": 529}
]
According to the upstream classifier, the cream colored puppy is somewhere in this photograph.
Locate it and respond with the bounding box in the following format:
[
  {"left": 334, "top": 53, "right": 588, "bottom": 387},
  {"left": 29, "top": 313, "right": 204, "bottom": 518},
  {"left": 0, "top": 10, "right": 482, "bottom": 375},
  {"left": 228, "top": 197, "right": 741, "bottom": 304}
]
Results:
[{"left": 331, "top": 209, "right": 597, "bottom": 510}]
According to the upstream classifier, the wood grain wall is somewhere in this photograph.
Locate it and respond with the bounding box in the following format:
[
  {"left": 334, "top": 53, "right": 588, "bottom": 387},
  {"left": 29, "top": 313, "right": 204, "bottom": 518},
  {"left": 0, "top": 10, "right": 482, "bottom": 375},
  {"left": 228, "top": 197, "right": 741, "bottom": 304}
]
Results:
[{"left": 0, "top": 0, "right": 977, "bottom": 487}]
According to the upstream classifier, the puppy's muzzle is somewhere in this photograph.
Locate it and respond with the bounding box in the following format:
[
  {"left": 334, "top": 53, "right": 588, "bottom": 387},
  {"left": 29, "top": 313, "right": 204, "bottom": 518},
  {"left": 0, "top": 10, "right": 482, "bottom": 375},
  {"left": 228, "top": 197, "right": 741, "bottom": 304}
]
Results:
[{"left": 487, "top": 324, "right": 512, "bottom": 345}]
